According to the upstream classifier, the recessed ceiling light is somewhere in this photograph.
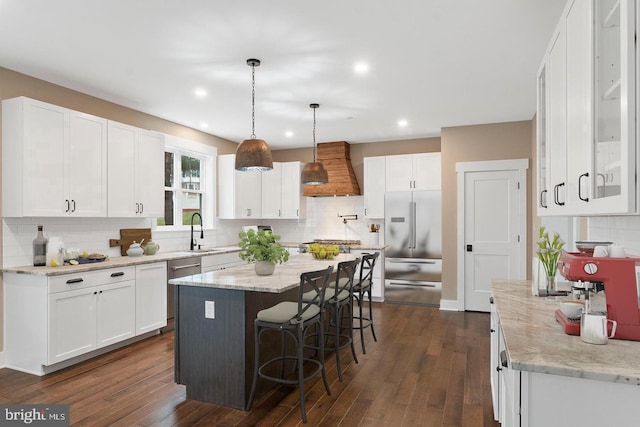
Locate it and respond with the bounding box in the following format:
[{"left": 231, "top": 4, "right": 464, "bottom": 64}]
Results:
[
  {"left": 285, "top": 131, "right": 294, "bottom": 138},
  {"left": 354, "top": 62, "right": 369, "bottom": 75},
  {"left": 200, "top": 122, "right": 208, "bottom": 129},
  {"left": 194, "top": 88, "right": 207, "bottom": 98},
  {"left": 398, "top": 119, "right": 408, "bottom": 127}
]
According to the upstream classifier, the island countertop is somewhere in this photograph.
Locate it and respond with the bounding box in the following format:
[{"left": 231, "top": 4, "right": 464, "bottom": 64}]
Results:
[
  {"left": 169, "top": 253, "right": 359, "bottom": 293},
  {"left": 492, "top": 279, "right": 640, "bottom": 385}
]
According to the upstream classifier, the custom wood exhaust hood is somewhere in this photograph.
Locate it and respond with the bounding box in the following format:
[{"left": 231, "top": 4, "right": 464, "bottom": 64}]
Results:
[{"left": 303, "top": 141, "right": 361, "bottom": 197}]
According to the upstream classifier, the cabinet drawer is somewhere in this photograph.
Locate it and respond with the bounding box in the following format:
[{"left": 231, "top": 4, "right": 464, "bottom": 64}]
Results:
[
  {"left": 49, "top": 266, "right": 135, "bottom": 294},
  {"left": 201, "top": 252, "right": 241, "bottom": 269}
]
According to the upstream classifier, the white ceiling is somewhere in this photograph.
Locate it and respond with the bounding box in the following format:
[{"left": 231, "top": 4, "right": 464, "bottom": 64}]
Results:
[{"left": 0, "top": 0, "right": 565, "bottom": 149}]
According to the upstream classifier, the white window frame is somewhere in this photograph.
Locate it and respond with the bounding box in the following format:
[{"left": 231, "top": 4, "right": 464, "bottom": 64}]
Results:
[{"left": 159, "top": 135, "right": 217, "bottom": 230}]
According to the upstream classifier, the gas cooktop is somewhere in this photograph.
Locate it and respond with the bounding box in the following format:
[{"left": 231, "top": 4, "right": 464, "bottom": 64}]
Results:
[{"left": 303, "top": 239, "right": 361, "bottom": 245}]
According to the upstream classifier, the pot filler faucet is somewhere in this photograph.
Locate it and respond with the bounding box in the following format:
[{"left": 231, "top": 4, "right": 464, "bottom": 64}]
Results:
[{"left": 190, "top": 212, "right": 204, "bottom": 250}]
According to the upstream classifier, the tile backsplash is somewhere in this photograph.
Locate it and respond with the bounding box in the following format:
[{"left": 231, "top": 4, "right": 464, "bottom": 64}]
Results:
[
  {"left": 589, "top": 216, "right": 640, "bottom": 256},
  {"left": 2, "top": 196, "right": 383, "bottom": 268}
]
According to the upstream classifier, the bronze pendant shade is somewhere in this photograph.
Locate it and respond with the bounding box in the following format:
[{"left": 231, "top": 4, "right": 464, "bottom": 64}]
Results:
[
  {"left": 301, "top": 103, "right": 328, "bottom": 185},
  {"left": 235, "top": 59, "right": 273, "bottom": 171}
]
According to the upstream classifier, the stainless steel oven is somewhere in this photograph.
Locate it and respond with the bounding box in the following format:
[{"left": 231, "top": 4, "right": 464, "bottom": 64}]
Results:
[{"left": 165, "top": 256, "right": 201, "bottom": 331}]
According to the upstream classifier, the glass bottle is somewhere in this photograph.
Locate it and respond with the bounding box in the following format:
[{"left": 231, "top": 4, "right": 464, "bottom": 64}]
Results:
[{"left": 33, "top": 225, "right": 48, "bottom": 266}]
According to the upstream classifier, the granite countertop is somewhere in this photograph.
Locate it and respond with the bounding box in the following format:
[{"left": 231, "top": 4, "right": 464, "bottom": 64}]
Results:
[
  {"left": 169, "top": 253, "right": 360, "bottom": 293},
  {"left": 492, "top": 279, "right": 640, "bottom": 385},
  {"left": 1, "top": 246, "right": 241, "bottom": 276}
]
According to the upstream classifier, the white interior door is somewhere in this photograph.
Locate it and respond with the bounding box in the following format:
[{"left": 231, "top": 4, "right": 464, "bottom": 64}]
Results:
[{"left": 457, "top": 160, "right": 527, "bottom": 312}]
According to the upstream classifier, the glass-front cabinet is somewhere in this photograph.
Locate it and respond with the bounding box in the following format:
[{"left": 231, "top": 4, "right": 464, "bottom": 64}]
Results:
[
  {"left": 591, "top": 0, "right": 636, "bottom": 213},
  {"left": 536, "top": 0, "right": 636, "bottom": 216}
]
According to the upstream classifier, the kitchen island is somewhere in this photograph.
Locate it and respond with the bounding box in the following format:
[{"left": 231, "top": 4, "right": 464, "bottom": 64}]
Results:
[
  {"left": 491, "top": 279, "right": 640, "bottom": 426},
  {"left": 169, "top": 253, "right": 359, "bottom": 410}
]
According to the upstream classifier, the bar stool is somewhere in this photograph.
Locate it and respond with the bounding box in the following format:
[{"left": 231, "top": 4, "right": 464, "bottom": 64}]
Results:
[
  {"left": 246, "top": 265, "right": 333, "bottom": 424},
  {"left": 305, "top": 257, "right": 360, "bottom": 381},
  {"left": 352, "top": 252, "right": 379, "bottom": 354}
]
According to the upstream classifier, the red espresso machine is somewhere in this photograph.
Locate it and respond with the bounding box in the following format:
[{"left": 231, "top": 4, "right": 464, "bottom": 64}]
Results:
[{"left": 556, "top": 252, "right": 640, "bottom": 340}]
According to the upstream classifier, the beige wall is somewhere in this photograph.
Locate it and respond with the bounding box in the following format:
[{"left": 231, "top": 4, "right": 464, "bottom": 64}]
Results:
[
  {"left": 440, "top": 120, "right": 534, "bottom": 302},
  {"left": 0, "top": 67, "right": 239, "bottom": 352}
]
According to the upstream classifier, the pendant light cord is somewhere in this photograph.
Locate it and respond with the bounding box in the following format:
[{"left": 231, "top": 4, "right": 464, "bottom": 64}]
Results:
[
  {"left": 251, "top": 63, "right": 256, "bottom": 139},
  {"left": 312, "top": 106, "right": 317, "bottom": 162}
]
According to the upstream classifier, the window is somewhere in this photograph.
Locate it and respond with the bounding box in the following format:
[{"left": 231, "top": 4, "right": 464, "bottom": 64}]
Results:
[{"left": 157, "top": 136, "right": 216, "bottom": 229}]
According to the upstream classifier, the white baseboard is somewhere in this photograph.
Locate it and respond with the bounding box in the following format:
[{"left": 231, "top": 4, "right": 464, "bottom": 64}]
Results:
[
  {"left": 439, "top": 299, "right": 464, "bottom": 311},
  {"left": 0, "top": 351, "right": 5, "bottom": 369}
]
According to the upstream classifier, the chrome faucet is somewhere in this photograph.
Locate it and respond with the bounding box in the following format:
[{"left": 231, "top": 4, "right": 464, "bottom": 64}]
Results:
[{"left": 190, "top": 212, "right": 204, "bottom": 251}]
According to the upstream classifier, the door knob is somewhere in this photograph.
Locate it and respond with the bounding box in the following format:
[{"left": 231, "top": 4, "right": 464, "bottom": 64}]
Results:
[{"left": 466, "top": 244, "right": 472, "bottom": 252}]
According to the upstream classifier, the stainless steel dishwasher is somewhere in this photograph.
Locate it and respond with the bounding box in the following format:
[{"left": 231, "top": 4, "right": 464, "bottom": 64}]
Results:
[{"left": 166, "top": 256, "right": 202, "bottom": 331}]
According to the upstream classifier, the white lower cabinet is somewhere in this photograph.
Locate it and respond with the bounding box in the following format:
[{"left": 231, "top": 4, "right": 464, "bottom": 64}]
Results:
[
  {"left": 47, "top": 267, "right": 136, "bottom": 365},
  {"left": 491, "top": 296, "right": 640, "bottom": 426},
  {"left": 135, "top": 262, "right": 167, "bottom": 335},
  {"left": 201, "top": 252, "right": 242, "bottom": 273},
  {"left": 4, "top": 264, "right": 166, "bottom": 376}
]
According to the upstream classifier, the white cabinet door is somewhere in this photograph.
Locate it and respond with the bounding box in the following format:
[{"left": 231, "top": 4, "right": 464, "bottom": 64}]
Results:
[
  {"left": 364, "top": 157, "right": 385, "bottom": 218},
  {"left": 108, "top": 121, "right": 164, "bottom": 217},
  {"left": 218, "top": 154, "right": 262, "bottom": 219},
  {"left": 68, "top": 111, "right": 107, "bottom": 216},
  {"left": 96, "top": 280, "right": 136, "bottom": 348},
  {"left": 48, "top": 287, "right": 97, "bottom": 364},
  {"left": 135, "top": 262, "right": 168, "bottom": 335},
  {"left": 547, "top": 26, "right": 568, "bottom": 213},
  {"left": 236, "top": 170, "right": 262, "bottom": 218},
  {"left": 2, "top": 98, "right": 107, "bottom": 217},
  {"left": 22, "top": 100, "right": 68, "bottom": 216},
  {"left": 385, "top": 153, "right": 441, "bottom": 192},
  {"left": 413, "top": 153, "right": 441, "bottom": 190},
  {"left": 385, "top": 155, "right": 414, "bottom": 191},
  {"left": 107, "top": 121, "right": 137, "bottom": 216},
  {"left": 281, "top": 161, "right": 305, "bottom": 218},
  {"left": 262, "top": 162, "right": 283, "bottom": 218},
  {"left": 136, "top": 130, "right": 165, "bottom": 217},
  {"left": 565, "top": 0, "right": 592, "bottom": 212}
]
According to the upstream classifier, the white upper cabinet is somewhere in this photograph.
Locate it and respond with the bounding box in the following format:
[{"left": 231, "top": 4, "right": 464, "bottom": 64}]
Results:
[
  {"left": 363, "top": 156, "right": 386, "bottom": 218},
  {"left": 107, "top": 121, "right": 164, "bottom": 217},
  {"left": 280, "top": 161, "right": 306, "bottom": 219},
  {"left": 218, "top": 154, "right": 262, "bottom": 219},
  {"left": 537, "top": 0, "right": 636, "bottom": 216},
  {"left": 2, "top": 97, "right": 107, "bottom": 217},
  {"left": 221, "top": 156, "right": 305, "bottom": 220},
  {"left": 261, "top": 162, "right": 283, "bottom": 218},
  {"left": 385, "top": 153, "right": 441, "bottom": 191}
]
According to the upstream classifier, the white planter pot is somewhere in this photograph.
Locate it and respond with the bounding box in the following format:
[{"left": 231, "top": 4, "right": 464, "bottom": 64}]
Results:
[{"left": 255, "top": 261, "right": 275, "bottom": 276}]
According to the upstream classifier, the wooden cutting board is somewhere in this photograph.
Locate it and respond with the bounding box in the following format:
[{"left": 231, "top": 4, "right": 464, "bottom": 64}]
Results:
[{"left": 109, "top": 228, "right": 152, "bottom": 256}]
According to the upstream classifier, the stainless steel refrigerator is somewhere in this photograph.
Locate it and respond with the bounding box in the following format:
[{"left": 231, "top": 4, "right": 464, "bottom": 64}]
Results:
[{"left": 384, "top": 190, "right": 442, "bottom": 304}]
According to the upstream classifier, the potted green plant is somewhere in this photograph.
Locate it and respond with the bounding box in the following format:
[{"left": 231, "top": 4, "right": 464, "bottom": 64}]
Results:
[{"left": 238, "top": 229, "right": 289, "bottom": 276}]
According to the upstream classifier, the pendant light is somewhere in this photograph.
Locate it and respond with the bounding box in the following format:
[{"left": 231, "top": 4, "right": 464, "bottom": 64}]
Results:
[
  {"left": 235, "top": 58, "right": 273, "bottom": 171},
  {"left": 301, "top": 103, "right": 329, "bottom": 185}
]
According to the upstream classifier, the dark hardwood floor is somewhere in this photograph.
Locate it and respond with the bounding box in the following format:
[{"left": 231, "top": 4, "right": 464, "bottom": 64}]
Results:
[{"left": 0, "top": 303, "right": 499, "bottom": 426}]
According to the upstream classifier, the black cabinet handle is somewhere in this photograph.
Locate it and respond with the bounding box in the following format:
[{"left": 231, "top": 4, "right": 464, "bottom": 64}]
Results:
[
  {"left": 554, "top": 183, "right": 565, "bottom": 206},
  {"left": 578, "top": 172, "right": 589, "bottom": 202},
  {"left": 140, "top": 203, "right": 144, "bottom": 214},
  {"left": 500, "top": 350, "right": 508, "bottom": 368},
  {"left": 489, "top": 296, "right": 494, "bottom": 304},
  {"left": 72, "top": 199, "right": 76, "bottom": 212},
  {"left": 65, "top": 199, "right": 70, "bottom": 212},
  {"left": 66, "top": 278, "right": 84, "bottom": 284},
  {"left": 540, "top": 189, "right": 548, "bottom": 208},
  {"left": 110, "top": 272, "right": 125, "bottom": 277}
]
